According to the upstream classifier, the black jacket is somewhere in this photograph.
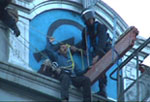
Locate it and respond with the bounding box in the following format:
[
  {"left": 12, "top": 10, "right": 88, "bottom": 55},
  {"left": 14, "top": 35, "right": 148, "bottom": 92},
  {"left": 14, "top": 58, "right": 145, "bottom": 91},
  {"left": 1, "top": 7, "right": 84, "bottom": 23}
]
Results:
[
  {"left": 81, "top": 22, "right": 108, "bottom": 58},
  {"left": 0, "top": 0, "right": 11, "bottom": 10}
]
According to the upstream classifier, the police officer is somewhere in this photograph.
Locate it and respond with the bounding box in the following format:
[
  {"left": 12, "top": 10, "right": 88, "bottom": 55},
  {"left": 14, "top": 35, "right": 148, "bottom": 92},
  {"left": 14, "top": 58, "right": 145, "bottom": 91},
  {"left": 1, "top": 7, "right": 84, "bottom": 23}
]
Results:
[
  {"left": 0, "top": 0, "right": 20, "bottom": 37},
  {"left": 81, "top": 9, "right": 109, "bottom": 98}
]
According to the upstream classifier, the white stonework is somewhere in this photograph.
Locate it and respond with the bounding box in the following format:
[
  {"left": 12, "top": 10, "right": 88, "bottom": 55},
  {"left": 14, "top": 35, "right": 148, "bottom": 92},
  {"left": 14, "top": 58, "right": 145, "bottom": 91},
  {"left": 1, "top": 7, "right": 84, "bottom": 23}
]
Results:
[
  {"left": 122, "top": 60, "right": 144, "bottom": 101},
  {"left": 123, "top": 61, "right": 137, "bottom": 89},
  {"left": 8, "top": 12, "right": 31, "bottom": 70},
  {"left": 0, "top": 21, "right": 9, "bottom": 62}
]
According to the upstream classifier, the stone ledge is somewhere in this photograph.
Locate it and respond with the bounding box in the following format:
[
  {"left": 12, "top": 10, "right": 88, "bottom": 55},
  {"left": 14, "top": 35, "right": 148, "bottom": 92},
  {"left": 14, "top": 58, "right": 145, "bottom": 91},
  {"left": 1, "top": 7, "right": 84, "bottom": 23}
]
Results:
[{"left": 0, "top": 61, "right": 112, "bottom": 101}]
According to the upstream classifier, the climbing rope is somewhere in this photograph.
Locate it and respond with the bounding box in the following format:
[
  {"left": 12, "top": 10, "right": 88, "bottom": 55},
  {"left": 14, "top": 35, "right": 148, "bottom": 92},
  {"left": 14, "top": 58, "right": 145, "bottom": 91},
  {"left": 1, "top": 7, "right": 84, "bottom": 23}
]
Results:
[
  {"left": 66, "top": 44, "right": 75, "bottom": 71},
  {"left": 18, "top": 20, "right": 48, "bottom": 59},
  {"left": 2, "top": 31, "right": 30, "bottom": 67},
  {"left": 18, "top": 20, "right": 86, "bottom": 70},
  {"left": 19, "top": 20, "right": 54, "bottom": 43},
  {"left": 112, "top": 16, "right": 117, "bottom": 61},
  {"left": 85, "top": 28, "right": 90, "bottom": 66},
  {"left": 112, "top": 16, "right": 120, "bottom": 65},
  {"left": 0, "top": 20, "right": 48, "bottom": 68},
  {"left": 80, "top": 49, "right": 85, "bottom": 70},
  {"left": 59, "top": 44, "right": 85, "bottom": 72}
]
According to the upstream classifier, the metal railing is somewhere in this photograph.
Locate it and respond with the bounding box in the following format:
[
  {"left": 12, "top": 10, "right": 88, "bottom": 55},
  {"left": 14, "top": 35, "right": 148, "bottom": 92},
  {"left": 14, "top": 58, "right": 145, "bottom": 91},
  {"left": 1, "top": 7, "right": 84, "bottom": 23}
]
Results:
[{"left": 109, "top": 37, "right": 150, "bottom": 101}]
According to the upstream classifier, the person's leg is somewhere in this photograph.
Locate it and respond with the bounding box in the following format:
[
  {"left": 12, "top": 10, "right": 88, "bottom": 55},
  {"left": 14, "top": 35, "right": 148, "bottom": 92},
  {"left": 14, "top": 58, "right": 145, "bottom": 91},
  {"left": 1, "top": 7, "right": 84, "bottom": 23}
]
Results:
[
  {"left": 98, "top": 74, "right": 107, "bottom": 98},
  {"left": 59, "top": 73, "right": 71, "bottom": 102},
  {"left": 72, "top": 76, "right": 91, "bottom": 102}
]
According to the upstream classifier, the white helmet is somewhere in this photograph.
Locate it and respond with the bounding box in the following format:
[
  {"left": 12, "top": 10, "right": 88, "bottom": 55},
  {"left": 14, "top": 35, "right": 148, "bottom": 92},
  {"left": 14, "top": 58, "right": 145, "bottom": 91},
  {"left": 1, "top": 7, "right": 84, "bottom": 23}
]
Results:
[{"left": 81, "top": 9, "right": 95, "bottom": 22}]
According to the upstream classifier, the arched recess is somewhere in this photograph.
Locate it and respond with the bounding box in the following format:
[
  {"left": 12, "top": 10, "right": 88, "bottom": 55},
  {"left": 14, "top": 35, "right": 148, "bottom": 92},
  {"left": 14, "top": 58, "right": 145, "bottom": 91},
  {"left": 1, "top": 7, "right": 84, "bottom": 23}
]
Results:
[
  {"left": 29, "top": 0, "right": 85, "bottom": 70},
  {"left": 28, "top": 0, "right": 128, "bottom": 100},
  {"left": 29, "top": 0, "right": 128, "bottom": 35}
]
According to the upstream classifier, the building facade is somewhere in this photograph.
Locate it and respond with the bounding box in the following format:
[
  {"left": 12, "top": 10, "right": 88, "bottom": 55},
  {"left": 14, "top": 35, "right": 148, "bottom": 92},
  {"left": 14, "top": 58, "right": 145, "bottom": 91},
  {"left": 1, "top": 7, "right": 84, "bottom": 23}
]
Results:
[{"left": 0, "top": 0, "right": 150, "bottom": 101}]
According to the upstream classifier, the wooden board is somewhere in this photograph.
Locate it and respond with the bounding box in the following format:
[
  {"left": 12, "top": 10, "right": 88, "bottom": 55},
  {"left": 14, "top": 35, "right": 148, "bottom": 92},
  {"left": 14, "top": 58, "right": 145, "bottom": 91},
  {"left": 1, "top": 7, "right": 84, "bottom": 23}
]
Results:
[{"left": 84, "top": 26, "right": 139, "bottom": 84}]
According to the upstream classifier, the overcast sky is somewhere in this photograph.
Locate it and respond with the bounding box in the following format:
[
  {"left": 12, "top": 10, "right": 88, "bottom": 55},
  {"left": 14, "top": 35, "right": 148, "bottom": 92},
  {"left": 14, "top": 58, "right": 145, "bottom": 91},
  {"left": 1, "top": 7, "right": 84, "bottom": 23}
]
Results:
[
  {"left": 103, "top": 0, "right": 150, "bottom": 39},
  {"left": 103, "top": 0, "right": 150, "bottom": 66}
]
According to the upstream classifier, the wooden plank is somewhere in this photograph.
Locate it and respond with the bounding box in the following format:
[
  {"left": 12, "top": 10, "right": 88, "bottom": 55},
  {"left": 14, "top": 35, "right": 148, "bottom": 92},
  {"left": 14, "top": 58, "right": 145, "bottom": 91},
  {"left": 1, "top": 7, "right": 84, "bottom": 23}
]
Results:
[{"left": 84, "top": 26, "right": 139, "bottom": 84}]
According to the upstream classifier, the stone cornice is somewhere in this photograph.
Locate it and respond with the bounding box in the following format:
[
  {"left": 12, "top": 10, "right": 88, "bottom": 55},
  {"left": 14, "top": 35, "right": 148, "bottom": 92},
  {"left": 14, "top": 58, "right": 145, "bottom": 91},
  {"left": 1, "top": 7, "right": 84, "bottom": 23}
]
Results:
[{"left": 0, "top": 61, "right": 113, "bottom": 101}]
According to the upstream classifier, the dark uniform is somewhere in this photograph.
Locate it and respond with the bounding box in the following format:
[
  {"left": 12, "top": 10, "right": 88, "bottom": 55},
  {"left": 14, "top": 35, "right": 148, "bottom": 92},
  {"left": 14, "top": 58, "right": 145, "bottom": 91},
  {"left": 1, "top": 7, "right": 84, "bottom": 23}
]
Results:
[
  {"left": 0, "top": 0, "right": 20, "bottom": 37},
  {"left": 81, "top": 10, "right": 110, "bottom": 98}
]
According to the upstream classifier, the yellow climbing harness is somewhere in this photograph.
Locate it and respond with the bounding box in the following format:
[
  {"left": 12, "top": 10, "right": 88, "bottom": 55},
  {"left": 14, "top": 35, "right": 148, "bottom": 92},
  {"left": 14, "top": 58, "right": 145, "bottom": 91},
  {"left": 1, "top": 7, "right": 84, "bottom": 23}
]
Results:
[
  {"left": 59, "top": 44, "right": 85, "bottom": 72},
  {"left": 63, "top": 44, "right": 75, "bottom": 72},
  {"left": 16, "top": 20, "right": 86, "bottom": 71}
]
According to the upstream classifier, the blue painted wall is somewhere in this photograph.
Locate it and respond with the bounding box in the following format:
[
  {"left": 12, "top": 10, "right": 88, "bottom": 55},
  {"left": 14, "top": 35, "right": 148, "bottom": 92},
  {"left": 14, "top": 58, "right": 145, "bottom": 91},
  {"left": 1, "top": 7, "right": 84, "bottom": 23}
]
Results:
[
  {"left": 29, "top": 9, "right": 117, "bottom": 99},
  {"left": 29, "top": 10, "right": 84, "bottom": 70}
]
